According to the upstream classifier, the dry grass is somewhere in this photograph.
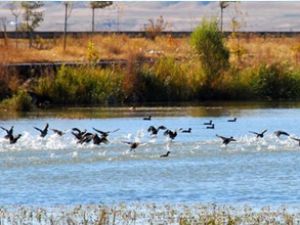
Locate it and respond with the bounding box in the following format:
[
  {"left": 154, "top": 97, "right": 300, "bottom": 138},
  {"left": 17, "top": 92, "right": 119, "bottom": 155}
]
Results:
[
  {"left": 1, "top": 204, "right": 300, "bottom": 225},
  {"left": 1, "top": 34, "right": 300, "bottom": 68}
]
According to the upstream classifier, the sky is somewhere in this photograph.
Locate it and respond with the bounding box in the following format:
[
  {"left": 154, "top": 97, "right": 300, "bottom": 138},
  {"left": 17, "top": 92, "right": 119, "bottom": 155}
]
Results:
[{"left": 0, "top": 1, "right": 300, "bottom": 32}]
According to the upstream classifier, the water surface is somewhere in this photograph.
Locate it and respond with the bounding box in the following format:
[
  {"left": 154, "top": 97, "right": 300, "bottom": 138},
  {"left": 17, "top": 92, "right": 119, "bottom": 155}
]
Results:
[{"left": 1, "top": 104, "right": 300, "bottom": 207}]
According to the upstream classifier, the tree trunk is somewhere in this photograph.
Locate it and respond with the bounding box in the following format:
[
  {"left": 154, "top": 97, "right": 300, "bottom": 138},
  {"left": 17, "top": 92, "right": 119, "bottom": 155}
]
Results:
[
  {"left": 92, "top": 8, "right": 95, "bottom": 33},
  {"left": 220, "top": 7, "right": 223, "bottom": 33},
  {"left": 63, "top": 3, "right": 68, "bottom": 51},
  {"left": 15, "top": 15, "right": 18, "bottom": 48}
]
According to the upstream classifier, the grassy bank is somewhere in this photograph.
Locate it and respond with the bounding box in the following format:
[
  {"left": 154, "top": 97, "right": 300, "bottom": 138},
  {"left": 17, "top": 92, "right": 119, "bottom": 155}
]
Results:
[
  {"left": 3, "top": 22, "right": 300, "bottom": 111},
  {"left": 2, "top": 56, "right": 300, "bottom": 111},
  {"left": 0, "top": 204, "right": 299, "bottom": 225}
]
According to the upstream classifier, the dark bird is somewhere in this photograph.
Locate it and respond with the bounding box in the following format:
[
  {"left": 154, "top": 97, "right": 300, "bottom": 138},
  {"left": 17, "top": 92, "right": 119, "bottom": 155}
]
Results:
[
  {"left": 228, "top": 117, "right": 237, "bottom": 122},
  {"left": 51, "top": 129, "right": 65, "bottom": 136},
  {"left": 1, "top": 126, "right": 14, "bottom": 139},
  {"left": 9, "top": 134, "right": 22, "bottom": 144},
  {"left": 143, "top": 115, "right": 152, "bottom": 121},
  {"left": 147, "top": 125, "right": 167, "bottom": 135},
  {"left": 160, "top": 151, "right": 171, "bottom": 158},
  {"left": 206, "top": 124, "right": 214, "bottom": 129},
  {"left": 122, "top": 141, "right": 140, "bottom": 151},
  {"left": 92, "top": 128, "right": 120, "bottom": 137},
  {"left": 216, "top": 134, "right": 236, "bottom": 145},
  {"left": 274, "top": 130, "right": 290, "bottom": 138},
  {"left": 249, "top": 129, "right": 267, "bottom": 138},
  {"left": 93, "top": 134, "right": 109, "bottom": 145},
  {"left": 179, "top": 128, "right": 192, "bottom": 133},
  {"left": 291, "top": 137, "right": 300, "bottom": 146},
  {"left": 72, "top": 128, "right": 86, "bottom": 135},
  {"left": 34, "top": 123, "right": 49, "bottom": 138},
  {"left": 71, "top": 128, "right": 87, "bottom": 140},
  {"left": 78, "top": 132, "right": 93, "bottom": 144},
  {"left": 203, "top": 120, "right": 212, "bottom": 125},
  {"left": 164, "top": 129, "right": 177, "bottom": 140}
]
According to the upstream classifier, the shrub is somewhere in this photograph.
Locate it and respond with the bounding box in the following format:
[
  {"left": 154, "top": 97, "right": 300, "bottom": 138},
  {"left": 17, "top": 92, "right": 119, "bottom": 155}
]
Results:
[
  {"left": 191, "top": 19, "right": 230, "bottom": 87},
  {"left": 34, "top": 65, "right": 124, "bottom": 105},
  {"left": 1, "top": 90, "right": 33, "bottom": 111},
  {"left": 139, "top": 57, "right": 192, "bottom": 102},
  {"left": 251, "top": 64, "right": 300, "bottom": 99}
]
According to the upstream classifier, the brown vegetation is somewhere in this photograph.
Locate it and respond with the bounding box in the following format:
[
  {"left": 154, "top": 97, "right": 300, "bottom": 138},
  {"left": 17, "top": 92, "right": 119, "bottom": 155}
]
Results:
[{"left": 0, "top": 34, "right": 299, "bottom": 66}]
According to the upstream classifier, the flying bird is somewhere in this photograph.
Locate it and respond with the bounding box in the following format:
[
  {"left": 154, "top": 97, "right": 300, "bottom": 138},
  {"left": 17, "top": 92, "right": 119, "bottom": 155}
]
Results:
[
  {"left": 34, "top": 123, "right": 49, "bottom": 138},
  {"left": 274, "top": 130, "right": 289, "bottom": 138},
  {"left": 92, "top": 128, "right": 120, "bottom": 137},
  {"left": 1, "top": 126, "right": 14, "bottom": 139},
  {"left": 9, "top": 134, "right": 22, "bottom": 144},
  {"left": 216, "top": 134, "right": 236, "bottom": 145},
  {"left": 51, "top": 129, "right": 65, "bottom": 136},
  {"left": 249, "top": 129, "right": 267, "bottom": 138},
  {"left": 122, "top": 141, "right": 140, "bottom": 151}
]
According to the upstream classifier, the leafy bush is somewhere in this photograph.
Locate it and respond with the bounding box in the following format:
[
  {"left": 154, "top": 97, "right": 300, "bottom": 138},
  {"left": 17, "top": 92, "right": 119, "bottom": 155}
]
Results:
[
  {"left": 251, "top": 64, "right": 300, "bottom": 99},
  {"left": 1, "top": 90, "right": 33, "bottom": 111},
  {"left": 191, "top": 19, "right": 230, "bottom": 87},
  {"left": 35, "top": 66, "right": 124, "bottom": 105},
  {"left": 143, "top": 57, "right": 192, "bottom": 101}
]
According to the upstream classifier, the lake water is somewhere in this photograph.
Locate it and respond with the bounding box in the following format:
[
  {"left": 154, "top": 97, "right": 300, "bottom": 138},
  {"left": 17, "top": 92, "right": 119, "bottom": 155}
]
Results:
[{"left": 1, "top": 104, "right": 300, "bottom": 208}]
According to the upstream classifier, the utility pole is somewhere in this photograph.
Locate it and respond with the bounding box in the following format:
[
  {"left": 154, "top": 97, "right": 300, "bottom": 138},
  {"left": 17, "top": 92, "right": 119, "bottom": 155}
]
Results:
[{"left": 63, "top": 2, "right": 72, "bottom": 51}]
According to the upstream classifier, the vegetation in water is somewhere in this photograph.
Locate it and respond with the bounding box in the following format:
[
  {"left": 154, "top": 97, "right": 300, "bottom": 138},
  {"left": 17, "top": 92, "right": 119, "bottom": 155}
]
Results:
[{"left": 0, "top": 204, "right": 300, "bottom": 225}]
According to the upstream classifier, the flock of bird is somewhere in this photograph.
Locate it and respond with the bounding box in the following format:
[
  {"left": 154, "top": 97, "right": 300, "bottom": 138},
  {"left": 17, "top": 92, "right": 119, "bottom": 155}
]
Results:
[{"left": 0, "top": 115, "right": 299, "bottom": 158}]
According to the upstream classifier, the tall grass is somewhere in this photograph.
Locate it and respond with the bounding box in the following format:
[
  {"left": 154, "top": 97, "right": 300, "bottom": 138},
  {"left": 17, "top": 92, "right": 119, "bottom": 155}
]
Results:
[
  {"left": 34, "top": 65, "right": 124, "bottom": 106},
  {"left": 0, "top": 90, "right": 33, "bottom": 111}
]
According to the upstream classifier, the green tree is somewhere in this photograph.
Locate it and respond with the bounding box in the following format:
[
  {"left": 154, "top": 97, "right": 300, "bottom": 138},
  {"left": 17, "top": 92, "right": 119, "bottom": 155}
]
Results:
[
  {"left": 190, "top": 19, "right": 230, "bottom": 88},
  {"left": 90, "top": 1, "right": 113, "bottom": 33},
  {"left": 20, "top": 1, "right": 44, "bottom": 48}
]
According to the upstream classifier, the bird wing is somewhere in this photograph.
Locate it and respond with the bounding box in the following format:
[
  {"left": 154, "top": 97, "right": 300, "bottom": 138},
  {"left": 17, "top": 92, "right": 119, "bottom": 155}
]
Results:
[
  {"left": 291, "top": 137, "right": 300, "bottom": 142},
  {"left": 44, "top": 123, "right": 49, "bottom": 131},
  {"left": 71, "top": 132, "right": 81, "bottom": 140},
  {"left": 109, "top": 128, "right": 120, "bottom": 133},
  {"left": 72, "top": 128, "right": 81, "bottom": 133},
  {"left": 158, "top": 126, "right": 167, "bottom": 130},
  {"left": 52, "top": 129, "right": 63, "bottom": 135},
  {"left": 93, "top": 128, "right": 105, "bottom": 135},
  {"left": 122, "top": 141, "right": 132, "bottom": 145},
  {"left": 216, "top": 134, "right": 226, "bottom": 140},
  {"left": 34, "top": 127, "right": 42, "bottom": 133},
  {"left": 249, "top": 131, "right": 259, "bottom": 135},
  {"left": 262, "top": 129, "right": 268, "bottom": 134},
  {"left": 1, "top": 127, "right": 8, "bottom": 132},
  {"left": 147, "top": 126, "right": 155, "bottom": 132}
]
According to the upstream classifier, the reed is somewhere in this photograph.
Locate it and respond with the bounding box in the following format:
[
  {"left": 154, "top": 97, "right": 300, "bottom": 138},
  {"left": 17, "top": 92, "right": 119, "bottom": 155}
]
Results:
[{"left": 1, "top": 204, "right": 300, "bottom": 225}]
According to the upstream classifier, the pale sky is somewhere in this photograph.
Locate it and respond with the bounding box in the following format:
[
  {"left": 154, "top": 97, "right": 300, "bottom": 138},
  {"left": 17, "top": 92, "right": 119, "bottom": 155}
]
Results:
[{"left": 0, "top": 1, "right": 300, "bottom": 32}]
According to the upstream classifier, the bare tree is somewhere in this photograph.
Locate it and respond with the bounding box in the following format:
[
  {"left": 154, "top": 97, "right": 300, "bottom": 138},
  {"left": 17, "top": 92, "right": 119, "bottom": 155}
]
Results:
[
  {"left": 0, "top": 17, "right": 8, "bottom": 47},
  {"left": 144, "top": 16, "right": 169, "bottom": 40},
  {"left": 219, "top": 1, "right": 229, "bottom": 32},
  {"left": 9, "top": 2, "right": 22, "bottom": 47},
  {"left": 90, "top": 1, "right": 113, "bottom": 33},
  {"left": 20, "top": 1, "right": 44, "bottom": 48},
  {"left": 63, "top": 2, "right": 73, "bottom": 51}
]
